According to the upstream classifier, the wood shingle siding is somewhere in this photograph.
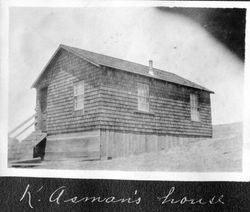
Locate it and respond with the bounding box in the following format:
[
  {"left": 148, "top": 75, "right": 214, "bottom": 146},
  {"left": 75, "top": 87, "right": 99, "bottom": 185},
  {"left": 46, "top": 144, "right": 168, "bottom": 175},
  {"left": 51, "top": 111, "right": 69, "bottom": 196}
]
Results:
[
  {"left": 99, "top": 68, "right": 212, "bottom": 137},
  {"left": 36, "top": 49, "right": 102, "bottom": 135},
  {"left": 35, "top": 49, "right": 212, "bottom": 137},
  {"left": 32, "top": 44, "right": 213, "bottom": 160}
]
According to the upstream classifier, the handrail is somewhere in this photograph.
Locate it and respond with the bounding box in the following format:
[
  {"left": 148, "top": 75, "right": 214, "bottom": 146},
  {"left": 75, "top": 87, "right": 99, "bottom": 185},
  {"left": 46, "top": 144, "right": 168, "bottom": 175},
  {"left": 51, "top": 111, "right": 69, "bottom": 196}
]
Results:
[
  {"left": 8, "top": 114, "right": 35, "bottom": 137},
  {"left": 12, "top": 122, "right": 35, "bottom": 139}
]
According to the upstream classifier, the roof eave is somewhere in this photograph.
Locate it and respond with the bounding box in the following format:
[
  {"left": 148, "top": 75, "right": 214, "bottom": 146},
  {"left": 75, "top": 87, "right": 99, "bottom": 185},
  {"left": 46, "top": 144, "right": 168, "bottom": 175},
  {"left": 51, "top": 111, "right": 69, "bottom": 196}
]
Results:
[
  {"left": 60, "top": 44, "right": 100, "bottom": 68},
  {"left": 32, "top": 44, "right": 214, "bottom": 94},
  {"left": 101, "top": 64, "right": 214, "bottom": 93},
  {"left": 31, "top": 45, "right": 62, "bottom": 88},
  {"left": 31, "top": 44, "right": 100, "bottom": 88}
]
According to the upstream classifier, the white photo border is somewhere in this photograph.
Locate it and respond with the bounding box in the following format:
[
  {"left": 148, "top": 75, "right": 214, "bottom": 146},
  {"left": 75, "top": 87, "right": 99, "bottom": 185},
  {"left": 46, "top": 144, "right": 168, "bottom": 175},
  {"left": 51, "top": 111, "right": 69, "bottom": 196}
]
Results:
[{"left": 1, "top": 0, "right": 250, "bottom": 182}]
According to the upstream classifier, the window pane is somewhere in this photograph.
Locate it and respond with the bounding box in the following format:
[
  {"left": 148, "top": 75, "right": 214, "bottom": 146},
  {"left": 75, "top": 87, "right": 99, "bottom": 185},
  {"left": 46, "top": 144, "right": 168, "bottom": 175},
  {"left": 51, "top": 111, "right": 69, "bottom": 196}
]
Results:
[
  {"left": 138, "top": 83, "right": 149, "bottom": 112},
  {"left": 74, "top": 85, "right": 77, "bottom": 96},
  {"left": 74, "top": 81, "right": 84, "bottom": 110},
  {"left": 190, "top": 94, "right": 199, "bottom": 121},
  {"left": 74, "top": 96, "right": 77, "bottom": 109}
]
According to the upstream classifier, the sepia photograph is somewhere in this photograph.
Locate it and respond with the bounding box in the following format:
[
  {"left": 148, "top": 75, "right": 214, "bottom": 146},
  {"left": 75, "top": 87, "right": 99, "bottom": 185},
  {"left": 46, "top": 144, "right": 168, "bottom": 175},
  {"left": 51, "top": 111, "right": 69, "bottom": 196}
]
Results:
[{"left": 6, "top": 5, "right": 246, "bottom": 175}]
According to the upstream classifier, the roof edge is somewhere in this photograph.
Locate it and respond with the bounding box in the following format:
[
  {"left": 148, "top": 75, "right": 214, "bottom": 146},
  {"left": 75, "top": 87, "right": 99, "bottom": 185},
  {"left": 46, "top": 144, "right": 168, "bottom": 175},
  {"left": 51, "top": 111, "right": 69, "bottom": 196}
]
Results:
[
  {"left": 60, "top": 44, "right": 100, "bottom": 68},
  {"left": 31, "top": 45, "right": 61, "bottom": 88},
  {"left": 31, "top": 44, "right": 100, "bottom": 88},
  {"left": 103, "top": 64, "right": 214, "bottom": 94},
  {"left": 31, "top": 44, "right": 214, "bottom": 94}
]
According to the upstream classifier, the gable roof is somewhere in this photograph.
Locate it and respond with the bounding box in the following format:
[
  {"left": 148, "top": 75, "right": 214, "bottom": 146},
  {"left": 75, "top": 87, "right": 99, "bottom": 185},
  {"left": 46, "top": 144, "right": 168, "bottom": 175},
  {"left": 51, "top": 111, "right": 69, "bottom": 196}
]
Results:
[{"left": 32, "top": 44, "right": 214, "bottom": 93}]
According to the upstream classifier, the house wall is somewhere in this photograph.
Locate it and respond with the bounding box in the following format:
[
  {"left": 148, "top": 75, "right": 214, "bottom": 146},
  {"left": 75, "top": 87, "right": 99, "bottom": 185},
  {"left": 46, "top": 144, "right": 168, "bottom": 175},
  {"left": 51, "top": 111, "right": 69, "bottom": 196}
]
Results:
[
  {"left": 100, "top": 130, "right": 204, "bottom": 159},
  {"left": 35, "top": 50, "right": 212, "bottom": 138},
  {"left": 35, "top": 49, "right": 102, "bottom": 135},
  {"left": 34, "top": 49, "right": 213, "bottom": 161},
  {"left": 99, "top": 67, "right": 213, "bottom": 138},
  {"left": 45, "top": 130, "right": 101, "bottom": 161}
]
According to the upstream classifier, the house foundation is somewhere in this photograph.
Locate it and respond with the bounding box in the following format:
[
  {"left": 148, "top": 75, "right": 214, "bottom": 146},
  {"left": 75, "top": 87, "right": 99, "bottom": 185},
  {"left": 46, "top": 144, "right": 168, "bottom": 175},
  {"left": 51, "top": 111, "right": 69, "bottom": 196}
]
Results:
[
  {"left": 45, "top": 130, "right": 100, "bottom": 161},
  {"left": 100, "top": 130, "right": 205, "bottom": 160},
  {"left": 43, "top": 129, "right": 205, "bottom": 161}
]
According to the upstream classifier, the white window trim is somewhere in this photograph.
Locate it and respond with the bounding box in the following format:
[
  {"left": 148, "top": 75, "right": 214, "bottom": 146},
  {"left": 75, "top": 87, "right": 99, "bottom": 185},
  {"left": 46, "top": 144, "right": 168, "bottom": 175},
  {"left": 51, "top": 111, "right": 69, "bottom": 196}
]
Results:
[
  {"left": 190, "top": 93, "right": 200, "bottom": 122},
  {"left": 74, "top": 81, "right": 85, "bottom": 111},
  {"left": 137, "top": 83, "right": 149, "bottom": 112}
]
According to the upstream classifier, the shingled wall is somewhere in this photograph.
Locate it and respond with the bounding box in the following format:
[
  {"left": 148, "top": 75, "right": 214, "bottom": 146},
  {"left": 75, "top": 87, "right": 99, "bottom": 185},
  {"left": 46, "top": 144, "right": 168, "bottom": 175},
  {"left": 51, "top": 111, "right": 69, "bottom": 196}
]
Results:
[
  {"left": 36, "top": 49, "right": 102, "bottom": 135},
  {"left": 34, "top": 49, "right": 213, "bottom": 160},
  {"left": 99, "top": 67, "right": 212, "bottom": 138},
  {"left": 35, "top": 50, "right": 212, "bottom": 138}
]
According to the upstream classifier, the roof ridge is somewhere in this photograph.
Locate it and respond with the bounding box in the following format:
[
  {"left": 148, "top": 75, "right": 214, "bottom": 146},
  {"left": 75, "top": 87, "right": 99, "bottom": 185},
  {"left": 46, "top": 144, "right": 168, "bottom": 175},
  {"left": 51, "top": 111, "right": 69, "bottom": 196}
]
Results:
[
  {"left": 60, "top": 44, "right": 200, "bottom": 86},
  {"left": 59, "top": 44, "right": 213, "bottom": 93},
  {"left": 60, "top": 43, "right": 162, "bottom": 70},
  {"left": 32, "top": 44, "right": 214, "bottom": 93}
]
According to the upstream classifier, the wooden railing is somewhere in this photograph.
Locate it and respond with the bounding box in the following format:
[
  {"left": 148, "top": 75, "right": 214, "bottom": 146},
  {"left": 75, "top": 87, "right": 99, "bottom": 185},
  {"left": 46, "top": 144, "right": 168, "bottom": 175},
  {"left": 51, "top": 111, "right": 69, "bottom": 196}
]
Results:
[{"left": 8, "top": 114, "right": 36, "bottom": 139}]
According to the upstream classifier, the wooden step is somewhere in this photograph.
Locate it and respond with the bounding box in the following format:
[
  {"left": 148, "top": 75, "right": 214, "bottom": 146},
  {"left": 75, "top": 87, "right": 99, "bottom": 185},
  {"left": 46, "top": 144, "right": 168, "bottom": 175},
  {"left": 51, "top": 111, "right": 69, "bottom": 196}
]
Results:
[
  {"left": 10, "top": 157, "right": 42, "bottom": 168},
  {"left": 10, "top": 157, "right": 41, "bottom": 164},
  {"left": 8, "top": 131, "right": 47, "bottom": 161},
  {"left": 11, "top": 163, "right": 42, "bottom": 168}
]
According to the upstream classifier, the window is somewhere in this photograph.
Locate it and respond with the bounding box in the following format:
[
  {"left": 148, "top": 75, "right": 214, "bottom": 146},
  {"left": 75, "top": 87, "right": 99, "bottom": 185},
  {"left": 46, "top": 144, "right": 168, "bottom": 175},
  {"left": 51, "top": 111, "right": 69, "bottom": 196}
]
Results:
[
  {"left": 190, "top": 93, "right": 200, "bottom": 121},
  {"left": 74, "top": 81, "right": 84, "bottom": 111},
  {"left": 138, "top": 83, "right": 149, "bottom": 112}
]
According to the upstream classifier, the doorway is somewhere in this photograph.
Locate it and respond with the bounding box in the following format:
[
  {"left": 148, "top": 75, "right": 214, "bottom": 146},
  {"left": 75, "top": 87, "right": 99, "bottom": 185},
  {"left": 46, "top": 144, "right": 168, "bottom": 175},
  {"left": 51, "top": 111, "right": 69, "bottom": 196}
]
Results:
[{"left": 40, "top": 87, "right": 48, "bottom": 132}]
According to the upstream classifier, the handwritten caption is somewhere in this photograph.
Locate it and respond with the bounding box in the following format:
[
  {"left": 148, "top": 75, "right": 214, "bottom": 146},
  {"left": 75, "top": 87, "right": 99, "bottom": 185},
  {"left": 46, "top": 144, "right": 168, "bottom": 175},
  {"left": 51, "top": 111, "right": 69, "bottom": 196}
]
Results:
[{"left": 20, "top": 184, "right": 224, "bottom": 209}]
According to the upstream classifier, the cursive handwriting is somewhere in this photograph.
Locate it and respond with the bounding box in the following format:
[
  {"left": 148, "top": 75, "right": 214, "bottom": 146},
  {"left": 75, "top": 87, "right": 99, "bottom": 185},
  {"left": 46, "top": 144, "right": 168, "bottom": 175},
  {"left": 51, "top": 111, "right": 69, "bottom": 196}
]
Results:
[
  {"left": 20, "top": 184, "right": 141, "bottom": 209},
  {"left": 157, "top": 186, "right": 225, "bottom": 205},
  {"left": 20, "top": 184, "right": 225, "bottom": 209}
]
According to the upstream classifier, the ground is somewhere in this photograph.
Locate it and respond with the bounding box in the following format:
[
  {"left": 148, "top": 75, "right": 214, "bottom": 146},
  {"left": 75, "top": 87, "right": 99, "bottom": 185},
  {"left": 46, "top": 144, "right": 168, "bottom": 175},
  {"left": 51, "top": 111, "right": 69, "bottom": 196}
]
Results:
[{"left": 35, "top": 122, "right": 242, "bottom": 172}]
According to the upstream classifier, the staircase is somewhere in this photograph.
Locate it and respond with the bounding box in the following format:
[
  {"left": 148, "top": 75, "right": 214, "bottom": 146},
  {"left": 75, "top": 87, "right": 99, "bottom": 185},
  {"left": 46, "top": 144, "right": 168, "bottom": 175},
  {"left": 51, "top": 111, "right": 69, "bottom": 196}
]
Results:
[{"left": 8, "top": 114, "right": 47, "bottom": 167}]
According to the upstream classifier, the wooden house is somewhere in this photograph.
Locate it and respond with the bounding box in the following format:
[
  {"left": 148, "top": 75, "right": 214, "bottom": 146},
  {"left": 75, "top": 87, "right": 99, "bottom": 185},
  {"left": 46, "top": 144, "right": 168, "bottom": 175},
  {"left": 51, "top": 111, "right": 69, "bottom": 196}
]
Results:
[{"left": 31, "top": 44, "right": 214, "bottom": 161}]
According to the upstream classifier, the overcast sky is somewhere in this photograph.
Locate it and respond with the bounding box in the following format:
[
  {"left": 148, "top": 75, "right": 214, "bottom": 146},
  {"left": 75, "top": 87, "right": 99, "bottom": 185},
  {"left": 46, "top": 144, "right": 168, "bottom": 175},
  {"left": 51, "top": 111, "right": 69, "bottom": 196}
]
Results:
[{"left": 9, "top": 7, "right": 244, "bottom": 131}]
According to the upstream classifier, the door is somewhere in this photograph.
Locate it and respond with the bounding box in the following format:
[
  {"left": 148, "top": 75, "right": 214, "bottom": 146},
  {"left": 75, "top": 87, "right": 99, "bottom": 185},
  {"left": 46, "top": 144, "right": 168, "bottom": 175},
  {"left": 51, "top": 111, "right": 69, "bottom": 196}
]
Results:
[{"left": 40, "top": 87, "right": 48, "bottom": 132}]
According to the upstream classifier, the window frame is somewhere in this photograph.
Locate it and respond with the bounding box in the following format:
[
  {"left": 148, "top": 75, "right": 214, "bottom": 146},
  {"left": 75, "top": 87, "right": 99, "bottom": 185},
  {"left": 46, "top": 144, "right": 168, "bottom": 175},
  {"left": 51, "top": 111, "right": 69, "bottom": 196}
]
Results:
[
  {"left": 137, "top": 83, "right": 150, "bottom": 112},
  {"left": 73, "top": 80, "right": 85, "bottom": 112},
  {"left": 190, "top": 93, "right": 200, "bottom": 122}
]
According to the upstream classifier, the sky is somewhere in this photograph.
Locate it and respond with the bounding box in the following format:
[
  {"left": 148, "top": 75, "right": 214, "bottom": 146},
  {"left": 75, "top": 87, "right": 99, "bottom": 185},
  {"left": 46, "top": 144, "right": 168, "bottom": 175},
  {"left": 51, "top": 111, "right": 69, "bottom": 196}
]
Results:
[{"left": 8, "top": 7, "right": 244, "bottom": 133}]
